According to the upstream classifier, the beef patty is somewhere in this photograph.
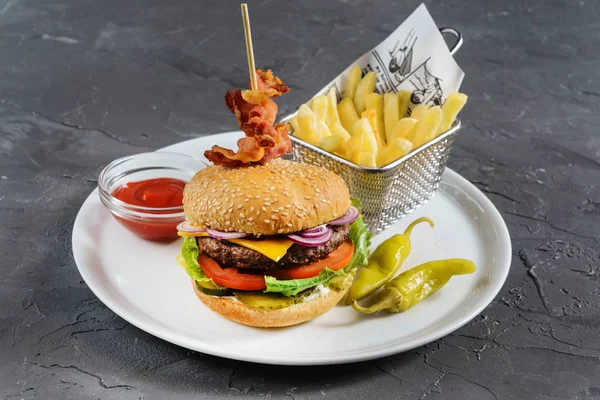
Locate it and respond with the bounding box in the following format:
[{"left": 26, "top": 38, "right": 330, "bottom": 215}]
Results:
[{"left": 197, "top": 224, "right": 351, "bottom": 270}]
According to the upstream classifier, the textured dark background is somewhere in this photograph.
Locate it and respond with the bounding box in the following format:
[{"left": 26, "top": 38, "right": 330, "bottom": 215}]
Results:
[{"left": 2, "top": 0, "right": 599, "bottom": 399}]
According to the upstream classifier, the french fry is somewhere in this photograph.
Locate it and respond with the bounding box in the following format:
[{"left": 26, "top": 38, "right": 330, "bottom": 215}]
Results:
[
  {"left": 398, "top": 90, "right": 411, "bottom": 118},
  {"left": 344, "top": 66, "right": 362, "bottom": 99},
  {"left": 296, "top": 104, "right": 320, "bottom": 144},
  {"left": 410, "top": 104, "right": 429, "bottom": 120},
  {"left": 438, "top": 92, "right": 468, "bottom": 135},
  {"left": 352, "top": 118, "right": 378, "bottom": 153},
  {"left": 289, "top": 116, "right": 301, "bottom": 136},
  {"left": 383, "top": 93, "right": 400, "bottom": 143},
  {"left": 353, "top": 71, "right": 376, "bottom": 114},
  {"left": 377, "top": 138, "right": 413, "bottom": 167},
  {"left": 345, "top": 129, "right": 364, "bottom": 159},
  {"left": 317, "top": 121, "right": 332, "bottom": 139},
  {"left": 352, "top": 151, "right": 377, "bottom": 167},
  {"left": 326, "top": 88, "right": 342, "bottom": 126},
  {"left": 361, "top": 109, "right": 384, "bottom": 148},
  {"left": 365, "top": 93, "right": 386, "bottom": 144},
  {"left": 338, "top": 98, "right": 360, "bottom": 133},
  {"left": 346, "top": 118, "right": 377, "bottom": 160},
  {"left": 311, "top": 95, "right": 328, "bottom": 122},
  {"left": 407, "top": 106, "right": 442, "bottom": 148},
  {"left": 331, "top": 123, "right": 352, "bottom": 142},
  {"left": 389, "top": 117, "right": 418, "bottom": 141},
  {"left": 318, "top": 135, "right": 346, "bottom": 155}
]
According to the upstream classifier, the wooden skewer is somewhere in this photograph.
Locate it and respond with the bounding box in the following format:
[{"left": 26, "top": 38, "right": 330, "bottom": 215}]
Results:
[{"left": 241, "top": 3, "right": 257, "bottom": 91}]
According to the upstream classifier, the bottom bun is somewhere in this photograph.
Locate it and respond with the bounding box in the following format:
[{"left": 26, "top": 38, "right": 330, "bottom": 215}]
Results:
[{"left": 192, "top": 280, "right": 348, "bottom": 328}]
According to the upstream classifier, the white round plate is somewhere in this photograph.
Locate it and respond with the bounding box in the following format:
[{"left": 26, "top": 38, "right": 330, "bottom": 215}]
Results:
[{"left": 72, "top": 131, "right": 511, "bottom": 366}]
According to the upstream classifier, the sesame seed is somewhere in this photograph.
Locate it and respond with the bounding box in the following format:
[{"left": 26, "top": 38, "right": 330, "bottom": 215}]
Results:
[
  {"left": 321, "top": 199, "right": 327, "bottom": 203},
  {"left": 239, "top": 212, "right": 245, "bottom": 218},
  {"left": 237, "top": 204, "right": 244, "bottom": 209},
  {"left": 248, "top": 217, "right": 254, "bottom": 222},
  {"left": 285, "top": 205, "right": 292, "bottom": 209},
  {"left": 304, "top": 196, "right": 311, "bottom": 200},
  {"left": 272, "top": 215, "right": 279, "bottom": 220},
  {"left": 261, "top": 207, "right": 267, "bottom": 212},
  {"left": 250, "top": 206, "right": 255, "bottom": 212},
  {"left": 264, "top": 219, "right": 271, "bottom": 223},
  {"left": 256, "top": 211, "right": 260, "bottom": 216},
  {"left": 282, "top": 212, "right": 289, "bottom": 216},
  {"left": 273, "top": 209, "right": 279, "bottom": 213},
  {"left": 287, "top": 223, "right": 293, "bottom": 227},
  {"left": 264, "top": 202, "right": 271, "bottom": 206},
  {"left": 277, "top": 229, "right": 284, "bottom": 234}
]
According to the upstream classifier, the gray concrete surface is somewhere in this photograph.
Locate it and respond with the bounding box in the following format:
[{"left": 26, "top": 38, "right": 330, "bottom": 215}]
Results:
[{"left": 1, "top": 0, "right": 599, "bottom": 399}]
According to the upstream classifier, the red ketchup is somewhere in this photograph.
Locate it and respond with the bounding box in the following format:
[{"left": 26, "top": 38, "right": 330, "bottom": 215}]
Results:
[{"left": 111, "top": 178, "right": 186, "bottom": 241}]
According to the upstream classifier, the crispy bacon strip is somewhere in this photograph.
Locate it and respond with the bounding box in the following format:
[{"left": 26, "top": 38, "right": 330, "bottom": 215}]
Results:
[
  {"left": 255, "top": 69, "right": 290, "bottom": 97},
  {"left": 204, "top": 138, "right": 265, "bottom": 167},
  {"left": 204, "top": 69, "right": 291, "bottom": 166}
]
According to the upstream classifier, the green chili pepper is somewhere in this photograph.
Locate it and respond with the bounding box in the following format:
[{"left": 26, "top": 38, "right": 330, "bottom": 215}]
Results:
[
  {"left": 345, "top": 217, "right": 433, "bottom": 304},
  {"left": 351, "top": 258, "right": 476, "bottom": 314}
]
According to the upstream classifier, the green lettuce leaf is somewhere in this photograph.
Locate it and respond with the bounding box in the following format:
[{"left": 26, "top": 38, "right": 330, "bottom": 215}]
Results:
[
  {"left": 344, "top": 211, "right": 372, "bottom": 273},
  {"left": 178, "top": 236, "right": 226, "bottom": 288},
  {"left": 350, "top": 196, "right": 363, "bottom": 212},
  {"left": 264, "top": 267, "right": 346, "bottom": 297},
  {"left": 264, "top": 212, "right": 372, "bottom": 297}
]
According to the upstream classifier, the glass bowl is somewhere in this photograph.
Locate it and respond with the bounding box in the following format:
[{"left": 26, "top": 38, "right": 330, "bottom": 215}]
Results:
[{"left": 98, "top": 152, "right": 206, "bottom": 241}]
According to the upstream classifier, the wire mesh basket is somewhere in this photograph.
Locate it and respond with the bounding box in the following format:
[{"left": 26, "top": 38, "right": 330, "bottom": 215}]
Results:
[
  {"left": 289, "top": 120, "right": 461, "bottom": 234},
  {"left": 282, "top": 27, "right": 464, "bottom": 233}
]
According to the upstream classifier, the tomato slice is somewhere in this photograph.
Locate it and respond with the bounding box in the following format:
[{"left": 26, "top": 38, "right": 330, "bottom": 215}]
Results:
[
  {"left": 198, "top": 255, "right": 266, "bottom": 291},
  {"left": 269, "top": 240, "right": 354, "bottom": 280},
  {"left": 198, "top": 240, "right": 354, "bottom": 290}
]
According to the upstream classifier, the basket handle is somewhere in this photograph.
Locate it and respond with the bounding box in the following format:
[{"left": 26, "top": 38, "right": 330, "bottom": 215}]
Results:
[{"left": 439, "top": 27, "right": 463, "bottom": 56}]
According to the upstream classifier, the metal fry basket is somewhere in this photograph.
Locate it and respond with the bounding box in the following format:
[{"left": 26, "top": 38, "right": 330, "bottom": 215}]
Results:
[{"left": 286, "top": 28, "right": 464, "bottom": 234}]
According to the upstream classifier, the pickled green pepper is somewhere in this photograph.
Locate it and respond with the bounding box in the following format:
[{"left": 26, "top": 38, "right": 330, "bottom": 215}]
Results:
[
  {"left": 351, "top": 258, "right": 476, "bottom": 314},
  {"left": 345, "top": 217, "right": 434, "bottom": 304}
]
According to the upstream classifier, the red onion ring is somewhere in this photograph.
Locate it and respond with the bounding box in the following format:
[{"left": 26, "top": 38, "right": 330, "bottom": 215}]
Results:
[
  {"left": 176, "top": 221, "right": 206, "bottom": 234},
  {"left": 327, "top": 206, "right": 359, "bottom": 225},
  {"left": 287, "top": 228, "right": 333, "bottom": 247},
  {"left": 302, "top": 225, "right": 327, "bottom": 234},
  {"left": 205, "top": 228, "right": 248, "bottom": 240},
  {"left": 298, "top": 225, "right": 330, "bottom": 238}
]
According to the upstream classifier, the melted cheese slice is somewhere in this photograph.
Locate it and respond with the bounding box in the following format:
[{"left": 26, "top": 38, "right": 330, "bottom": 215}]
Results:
[
  {"left": 226, "top": 237, "right": 293, "bottom": 262},
  {"left": 178, "top": 231, "right": 293, "bottom": 262}
]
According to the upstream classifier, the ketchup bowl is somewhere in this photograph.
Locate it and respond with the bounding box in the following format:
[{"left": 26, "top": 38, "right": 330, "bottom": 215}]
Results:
[{"left": 98, "top": 152, "right": 206, "bottom": 242}]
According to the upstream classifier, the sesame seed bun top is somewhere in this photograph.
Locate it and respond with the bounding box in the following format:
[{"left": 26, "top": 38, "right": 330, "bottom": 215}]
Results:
[{"left": 182, "top": 159, "right": 350, "bottom": 235}]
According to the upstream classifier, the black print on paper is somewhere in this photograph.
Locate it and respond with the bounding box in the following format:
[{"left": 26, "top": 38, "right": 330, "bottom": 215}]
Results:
[
  {"left": 408, "top": 59, "right": 443, "bottom": 106},
  {"left": 388, "top": 29, "right": 417, "bottom": 85}
]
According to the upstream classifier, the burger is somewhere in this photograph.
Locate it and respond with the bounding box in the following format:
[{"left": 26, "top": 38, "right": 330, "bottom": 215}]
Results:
[
  {"left": 175, "top": 68, "right": 370, "bottom": 327},
  {"left": 176, "top": 158, "right": 371, "bottom": 327}
]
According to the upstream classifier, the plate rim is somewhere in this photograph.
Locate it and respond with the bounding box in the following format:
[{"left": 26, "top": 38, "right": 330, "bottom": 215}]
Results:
[{"left": 72, "top": 132, "right": 512, "bottom": 366}]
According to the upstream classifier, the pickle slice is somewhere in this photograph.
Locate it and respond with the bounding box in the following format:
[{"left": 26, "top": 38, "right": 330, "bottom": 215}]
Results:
[
  {"left": 195, "top": 281, "right": 233, "bottom": 297},
  {"left": 234, "top": 291, "right": 296, "bottom": 310}
]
